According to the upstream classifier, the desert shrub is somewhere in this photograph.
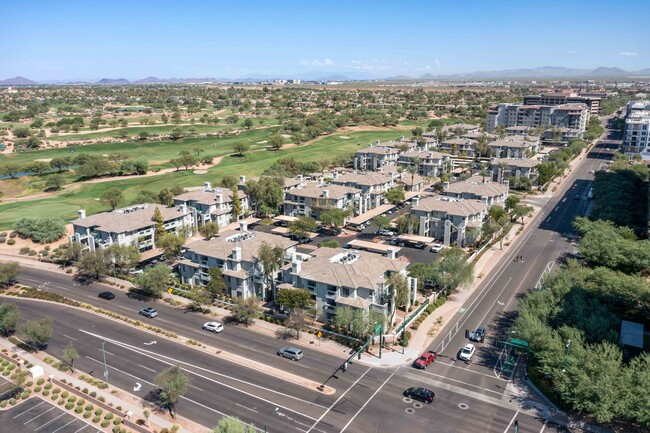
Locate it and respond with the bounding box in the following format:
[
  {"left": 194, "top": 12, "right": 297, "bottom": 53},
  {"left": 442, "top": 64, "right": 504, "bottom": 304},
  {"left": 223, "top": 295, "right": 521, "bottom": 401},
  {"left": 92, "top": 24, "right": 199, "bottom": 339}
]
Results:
[{"left": 7, "top": 239, "right": 16, "bottom": 245}]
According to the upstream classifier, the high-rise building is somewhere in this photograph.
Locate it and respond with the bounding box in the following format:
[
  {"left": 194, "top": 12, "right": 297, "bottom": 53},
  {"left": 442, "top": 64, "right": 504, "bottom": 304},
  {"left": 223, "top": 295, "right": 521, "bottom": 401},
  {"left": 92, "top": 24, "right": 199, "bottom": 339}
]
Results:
[
  {"left": 622, "top": 102, "right": 650, "bottom": 157},
  {"left": 523, "top": 92, "right": 601, "bottom": 115},
  {"left": 487, "top": 103, "right": 589, "bottom": 137}
]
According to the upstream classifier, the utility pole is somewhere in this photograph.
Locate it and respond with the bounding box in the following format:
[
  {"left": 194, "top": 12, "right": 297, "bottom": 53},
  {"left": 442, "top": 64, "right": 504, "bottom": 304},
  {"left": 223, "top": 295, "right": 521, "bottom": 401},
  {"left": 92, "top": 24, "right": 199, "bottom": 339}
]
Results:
[
  {"left": 263, "top": 407, "right": 279, "bottom": 433},
  {"left": 101, "top": 341, "right": 109, "bottom": 385},
  {"left": 563, "top": 339, "right": 571, "bottom": 372}
]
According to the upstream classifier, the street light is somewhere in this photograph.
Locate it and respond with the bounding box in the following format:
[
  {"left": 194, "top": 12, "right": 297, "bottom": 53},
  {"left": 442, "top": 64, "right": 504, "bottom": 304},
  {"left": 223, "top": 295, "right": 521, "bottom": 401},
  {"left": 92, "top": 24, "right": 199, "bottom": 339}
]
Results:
[
  {"left": 563, "top": 339, "right": 571, "bottom": 372},
  {"left": 263, "top": 407, "right": 279, "bottom": 433}
]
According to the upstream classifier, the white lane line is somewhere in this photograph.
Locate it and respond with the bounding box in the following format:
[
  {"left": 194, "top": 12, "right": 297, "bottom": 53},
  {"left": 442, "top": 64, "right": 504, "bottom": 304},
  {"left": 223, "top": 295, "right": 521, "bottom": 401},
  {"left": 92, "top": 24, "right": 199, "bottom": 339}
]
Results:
[
  {"left": 138, "top": 364, "right": 156, "bottom": 373},
  {"left": 235, "top": 403, "right": 259, "bottom": 414},
  {"left": 23, "top": 407, "right": 54, "bottom": 424},
  {"left": 63, "top": 334, "right": 78, "bottom": 341},
  {"left": 80, "top": 330, "right": 328, "bottom": 411},
  {"left": 435, "top": 357, "right": 509, "bottom": 381},
  {"left": 72, "top": 424, "right": 88, "bottom": 433},
  {"left": 305, "top": 366, "right": 372, "bottom": 433},
  {"left": 190, "top": 385, "right": 205, "bottom": 392},
  {"left": 503, "top": 410, "right": 520, "bottom": 433},
  {"left": 13, "top": 400, "right": 45, "bottom": 418},
  {"left": 51, "top": 418, "right": 78, "bottom": 433},
  {"left": 34, "top": 412, "right": 66, "bottom": 431},
  {"left": 419, "top": 370, "right": 502, "bottom": 395},
  {"left": 339, "top": 370, "right": 397, "bottom": 433},
  {"left": 539, "top": 420, "right": 547, "bottom": 433},
  {"left": 98, "top": 349, "right": 115, "bottom": 356}
]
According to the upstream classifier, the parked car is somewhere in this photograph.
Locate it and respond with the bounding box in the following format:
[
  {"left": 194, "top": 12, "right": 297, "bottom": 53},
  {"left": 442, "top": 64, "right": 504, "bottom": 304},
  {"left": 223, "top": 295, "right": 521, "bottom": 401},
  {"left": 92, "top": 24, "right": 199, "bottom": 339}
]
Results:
[
  {"left": 378, "top": 229, "right": 396, "bottom": 237},
  {"left": 139, "top": 307, "right": 158, "bottom": 318},
  {"left": 459, "top": 343, "right": 476, "bottom": 361},
  {"left": 202, "top": 321, "right": 224, "bottom": 333},
  {"left": 98, "top": 291, "right": 115, "bottom": 300},
  {"left": 430, "top": 242, "right": 444, "bottom": 253},
  {"left": 277, "top": 347, "right": 303, "bottom": 361},
  {"left": 468, "top": 327, "right": 486, "bottom": 342},
  {"left": 403, "top": 387, "right": 435, "bottom": 404},
  {"left": 318, "top": 227, "right": 340, "bottom": 236},
  {"left": 412, "top": 241, "right": 426, "bottom": 249},
  {"left": 390, "top": 238, "right": 406, "bottom": 247},
  {"left": 413, "top": 351, "right": 438, "bottom": 369}
]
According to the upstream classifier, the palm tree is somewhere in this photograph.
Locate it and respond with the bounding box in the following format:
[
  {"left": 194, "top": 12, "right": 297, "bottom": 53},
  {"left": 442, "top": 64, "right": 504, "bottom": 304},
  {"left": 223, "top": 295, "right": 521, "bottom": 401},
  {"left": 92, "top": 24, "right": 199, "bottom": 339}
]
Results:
[{"left": 409, "top": 156, "right": 422, "bottom": 190}]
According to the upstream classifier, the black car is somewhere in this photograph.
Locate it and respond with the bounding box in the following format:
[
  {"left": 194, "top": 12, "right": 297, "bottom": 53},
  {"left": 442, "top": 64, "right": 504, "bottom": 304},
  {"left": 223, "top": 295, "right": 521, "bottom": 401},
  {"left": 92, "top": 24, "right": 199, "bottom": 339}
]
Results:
[
  {"left": 404, "top": 387, "right": 435, "bottom": 404},
  {"left": 318, "top": 227, "right": 341, "bottom": 236},
  {"left": 98, "top": 291, "right": 115, "bottom": 300}
]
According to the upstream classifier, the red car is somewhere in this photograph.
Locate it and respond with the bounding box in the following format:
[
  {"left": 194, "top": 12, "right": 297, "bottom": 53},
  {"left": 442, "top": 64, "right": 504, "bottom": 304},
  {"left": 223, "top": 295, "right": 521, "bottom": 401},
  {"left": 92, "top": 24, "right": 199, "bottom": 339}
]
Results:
[{"left": 413, "top": 351, "right": 438, "bottom": 369}]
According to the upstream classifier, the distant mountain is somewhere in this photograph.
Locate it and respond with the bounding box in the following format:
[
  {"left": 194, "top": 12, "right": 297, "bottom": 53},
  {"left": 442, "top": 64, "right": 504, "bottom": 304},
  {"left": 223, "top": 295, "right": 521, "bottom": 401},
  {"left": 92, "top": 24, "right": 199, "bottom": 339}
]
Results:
[
  {"left": 0, "top": 76, "right": 38, "bottom": 85},
  {"left": 96, "top": 78, "right": 130, "bottom": 84},
  {"left": 589, "top": 67, "right": 627, "bottom": 77},
  {"left": 135, "top": 76, "right": 167, "bottom": 84},
  {"left": 631, "top": 68, "right": 650, "bottom": 76}
]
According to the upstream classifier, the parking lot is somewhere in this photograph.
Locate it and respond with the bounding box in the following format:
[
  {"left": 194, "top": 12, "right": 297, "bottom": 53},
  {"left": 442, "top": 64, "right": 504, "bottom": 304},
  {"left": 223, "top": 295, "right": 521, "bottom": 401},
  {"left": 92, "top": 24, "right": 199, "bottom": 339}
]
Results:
[{"left": 0, "top": 397, "right": 100, "bottom": 433}]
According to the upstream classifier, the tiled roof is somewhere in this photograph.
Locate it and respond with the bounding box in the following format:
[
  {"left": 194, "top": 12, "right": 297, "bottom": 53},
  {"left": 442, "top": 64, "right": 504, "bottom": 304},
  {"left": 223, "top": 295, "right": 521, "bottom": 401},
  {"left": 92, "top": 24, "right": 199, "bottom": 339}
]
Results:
[
  {"left": 412, "top": 197, "right": 487, "bottom": 217},
  {"left": 72, "top": 204, "right": 189, "bottom": 233},
  {"left": 185, "top": 229, "right": 297, "bottom": 263},
  {"left": 174, "top": 188, "right": 245, "bottom": 206},
  {"left": 331, "top": 172, "right": 394, "bottom": 187},
  {"left": 444, "top": 178, "right": 509, "bottom": 197},
  {"left": 285, "top": 182, "right": 361, "bottom": 199}
]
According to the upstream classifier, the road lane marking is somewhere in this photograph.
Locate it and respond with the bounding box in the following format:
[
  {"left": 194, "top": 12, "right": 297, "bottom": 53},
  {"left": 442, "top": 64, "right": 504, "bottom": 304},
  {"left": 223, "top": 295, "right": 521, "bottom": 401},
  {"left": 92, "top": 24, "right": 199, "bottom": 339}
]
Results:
[
  {"left": 51, "top": 418, "right": 78, "bottom": 433},
  {"left": 539, "top": 420, "right": 547, "bottom": 433},
  {"left": 99, "top": 349, "right": 115, "bottom": 356},
  {"left": 13, "top": 401, "right": 45, "bottom": 418},
  {"left": 305, "top": 366, "right": 372, "bottom": 433},
  {"left": 503, "top": 410, "right": 520, "bottom": 433},
  {"left": 433, "top": 359, "right": 509, "bottom": 381},
  {"left": 190, "top": 385, "right": 205, "bottom": 392},
  {"left": 419, "top": 370, "right": 502, "bottom": 395},
  {"left": 235, "top": 403, "right": 258, "bottom": 413},
  {"left": 63, "top": 334, "right": 78, "bottom": 341},
  {"left": 23, "top": 407, "right": 54, "bottom": 424},
  {"left": 34, "top": 413, "right": 66, "bottom": 431},
  {"left": 339, "top": 370, "right": 397, "bottom": 433},
  {"left": 138, "top": 364, "right": 156, "bottom": 373}
]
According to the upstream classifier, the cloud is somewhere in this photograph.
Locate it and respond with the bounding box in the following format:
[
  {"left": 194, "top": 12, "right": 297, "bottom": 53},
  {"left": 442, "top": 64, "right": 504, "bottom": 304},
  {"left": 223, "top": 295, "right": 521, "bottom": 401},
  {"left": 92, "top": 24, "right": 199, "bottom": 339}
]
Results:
[
  {"left": 299, "top": 58, "right": 335, "bottom": 66},
  {"left": 618, "top": 51, "right": 637, "bottom": 57},
  {"left": 345, "top": 59, "right": 392, "bottom": 72}
]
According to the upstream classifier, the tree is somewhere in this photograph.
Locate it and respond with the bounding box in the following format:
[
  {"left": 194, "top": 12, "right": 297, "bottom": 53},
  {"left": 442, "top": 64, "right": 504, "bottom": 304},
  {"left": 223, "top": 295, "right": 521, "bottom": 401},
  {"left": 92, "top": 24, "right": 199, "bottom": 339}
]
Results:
[
  {"left": 512, "top": 204, "right": 534, "bottom": 225},
  {"left": 232, "top": 192, "right": 242, "bottom": 221},
  {"left": 57, "top": 242, "right": 83, "bottom": 266},
  {"left": 177, "top": 153, "right": 198, "bottom": 170},
  {"left": 275, "top": 288, "right": 315, "bottom": 311},
  {"left": 319, "top": 208, "right": 351, "bottom": 228},
  {"left": 256, "top": 241, "right": 285, "bottom": 300},
  {"left": 0, "top": 303, "right": 20, "bottom": 336},
  {"left": 388, "top": 272, "right": 410, "bottom": 310},
  {"left": 170, "top": 128, "right": 184, "bottom": 141},
  {"left": 206, "top": 267, "right": 227, "bottom": 300},
  {"left": 152, "top": 206, "right": 166, "bottom": 238},
  {"left": 45, "top": 175, "right": 65, "bottom": 191},
  {"left": 63, "top": 341, "right": 80, "bottom": 372},
  {"left": 230, "top": 296, "right": 261, "bottom": 326},
  {"left": 384, "top": 187, "right": 405, "bottom": 205},
  {"left": 288, "top": 216, "right": 318, "bottom": 237},
  {"left": 395, "top": 214, "right": 419, "bottom": 234},
  {"left": 21, "top": 317, "right": 53, "bottom": 351},
  {"left": 433, "top": 247, "right": 474, "bottom": 294},
  {"left": 220, "top": 175, "right": 238, "bottom": 191},
  {"left": 268, "top": 132, "right": 284, "bottom": 150},
  {"left": 0, "top": 262, "right": 19, "bottom": 288},
  {"left": 505, "top": 195, "right": 520, "bottom": 212},
  {"left": 101, "top": 188, "right": 124, "bottom": 210},
  {"left": 50, "top": 157, "right": 73, "bottom": 172},
  {"left": 199, "top": 222, "right": 220, "bottom": 240},
  {"left": 411, "top": 126, "right": 424, "bottom": 137},
  {"left": 234, "top": 142, "right": 250, "bottom": 156},
  {"left": 189, "top": 285, "right": 211, "bottom": 312},
  {"left": 286, "top": 308, "right": 307, "bottom": 339},
  {"left": 157, "top": 233, "right": 185, "bottom": 259},
  {"left": 212, "top": 416, "right": 257, "bottom": 433},
  {"left": 242, "top": 118, "right": 254, "bottom": 129},
  {"left": 77, "top": 250, "right": 110, "bottom": 281},
  {"left": 104, "top": 244, "right": 141, "bottom": 273},
  {"left": 155, "top": 365, "right": 189, "bottom": 418},
  {"left": 14, "top": 216, "right": 66, "bottom": 243},
  {"left": 318, "top": 240, "right": 341, "bottom": 248},
  {"left": 134, "top": 264, "right": 172, "bottom": 297},
  {"left": 246, "top": 177, "right": 284, "bottom": 215},
  {"left": 0, "top": 162, "right": 25, "bottom": 179},
  {"left": 370, "top": 216, "right": 391, "bottom": 230},
  {"left": 192, "top": 146, "right": 205, "bottom": 156}
]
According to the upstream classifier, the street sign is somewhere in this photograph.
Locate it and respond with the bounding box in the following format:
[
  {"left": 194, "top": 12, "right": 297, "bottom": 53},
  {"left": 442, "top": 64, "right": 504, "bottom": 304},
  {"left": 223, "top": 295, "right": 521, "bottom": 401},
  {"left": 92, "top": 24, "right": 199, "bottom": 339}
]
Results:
[
  {"left": 168, "top": 288, "right": 173, "bottom": 294},
  {"left": 317, "top": 331, "right": 322, "bottom": 339}
]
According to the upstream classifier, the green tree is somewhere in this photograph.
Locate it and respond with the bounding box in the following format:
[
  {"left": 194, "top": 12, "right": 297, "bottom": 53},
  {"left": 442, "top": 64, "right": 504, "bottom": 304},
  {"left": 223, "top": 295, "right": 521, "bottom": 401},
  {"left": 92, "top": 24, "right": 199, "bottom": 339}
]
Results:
[
  {"left": 388, "top": 272, "right": 410, "bottom": 310},
  {"left": 370, "top": 216, "right": 391, "bottom": 230},
  {"left": 101, "top": 188, "right": 124, "bottom": 210},
  {"left": 63, "top": 341, "right": 80, "bottom": 373},
  {"left": 234, "top": 142, "right": 250, "bottom": 156},
  {"left": 0, "top": 262, "right": 19, "bottom": 288},
  {"left": 13, "top": 216, "right": 66, "bottom": 243},
  {"left": 242, "top": 118, "right": 254, "bottom": 129},
  {"left": 512, "top": 204, "right": 534, "bottom": 225},
  {"left": 288, "top": 216, "right": 318, "bottom": 237},
  {"left": 505, "top": 195, "right": 520, "bottom": 211},
  {"left": 212, "top": 416, "right": 256, "bottom": 433},
  {"left": 104, "top": 244, "right": 141, "bottom": 273},
  {"left": 319, "top": 208, "right": 351, "bottom": 228},
  {"left": 155, "top": 365, "right": 189, "bottom": 419},
  {"left": 0, "top": 162, "right": 25, "bottom": 179},
  {"left": 152, "top": 206, "right": 166, "bottom": 238},
  {"left": 286, "top": 308, "right": 307, "bottom": 339},
  {"left": 230, "top": 296, "right": 261, "bottom": 326},
  {"left": 246, "top": 177, "right": 284, "bottom": 215},
  {"left": 0, "top": 303, "right": 20, "bottom": 336},
  {"left": 21, "top": 317, "right": 53, "bottom": 352},
  {"left": 45, "top": 175, "right": 65, "bottom": 191},
  {"left": 411, "top": 126, "right": 424, "bottom": 137},
  {"left": 318, "top": 240, "right": 341, "bottom": 248},
  {"left": 49, "top": 157, "right": 72, "bottom": 172},
  {"left": 157, "top": 233, "right": 185, "bottom": 259},
  {"left": 220, "top": 175, "right": 238, "bottom": 191},
  {"left": 206, "top": 267, "right": 227, "bottom": 300},
  {"left": 192, "top": 146, "right": 205, "bottom": 156},
  {"left": 268, "top": 132, "right": 284, "bottom": 150},
  {"left": 77, "top": 249, "right": 110, "bottom": 281},
  {"left": 189, "top": 285, "right": 211, "bottom": 312},
  {"left": 383, "top": 187, "right": 405, "bottom": 205},
  {"left": 199, "top": 222, "right": 220, "bottom": 240},
  {"left": 232, "top": 192, "right": 242, "bottom": 221},
  {"left": 134, "top": 264, "right": 172, "bottom": 297},
  {"left": 256, "top": 241, "right": 285, "bottom": 300},
  {"left": 57, "top": 242, "right": 82, "bottom": 266},
  {"left": 275, "top": 288, "right": 315, "bottom": 311}
]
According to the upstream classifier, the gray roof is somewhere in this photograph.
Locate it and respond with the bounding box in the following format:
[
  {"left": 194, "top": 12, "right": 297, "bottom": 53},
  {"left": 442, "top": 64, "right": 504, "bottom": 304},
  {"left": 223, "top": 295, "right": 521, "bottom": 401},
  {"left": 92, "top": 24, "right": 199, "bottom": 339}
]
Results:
[
  {"left": 400, "top": 150, "right": 449, "bottom": 161},
  {"left": 489, "top": 139, "right": 529, "bottom": 149},
  {"left": 331, "top": 172, "right": 394, "bottom": 187},
  {"left": 444, "top": 178, "right": 509, "bottom": 197},
  {"left": 185, "top": 229, "right": 297, "bottom": 263},
  {"left": 493, "top": 158, "right": 539, "bottom": 168},
  {"left": 412, "top": 197, "right": 487, "bottom": 217},
  {"left": 72, "top": 204, "right": 189, "bottom": 233},
  {"left": 285, "top": 182, "right": 361, "bottom": 200},
  {"left": 173, "top": 187, "right": 246, "bottom": 206}
]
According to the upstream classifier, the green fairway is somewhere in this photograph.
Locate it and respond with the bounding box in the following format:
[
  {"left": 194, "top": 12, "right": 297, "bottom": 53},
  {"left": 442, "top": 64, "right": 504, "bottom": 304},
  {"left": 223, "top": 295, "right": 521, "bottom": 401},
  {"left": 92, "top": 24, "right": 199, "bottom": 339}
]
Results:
[{"left": 0, "top": 129, "right": 405, "bottom": 229}]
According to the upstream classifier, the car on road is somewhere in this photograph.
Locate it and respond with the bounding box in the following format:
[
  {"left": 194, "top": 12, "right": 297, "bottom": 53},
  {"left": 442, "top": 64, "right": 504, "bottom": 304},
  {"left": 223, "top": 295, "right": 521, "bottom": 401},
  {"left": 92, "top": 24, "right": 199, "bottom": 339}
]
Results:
[
  {"left": 139, "top": 307, "right": 158, "bottom": 318},
  {"left": 430, "top": 242, "right": 444, "bottom": 253},
  {"left": 459, "top": 343, "right": 476, "bottom": 361},
  {"left": 98, "top": 291, "right": 115, "bottom": 300},
  {"left": 277, "top": 347, "right": 303, "bottom": 361},
  {"left": 403, "top": 387, "right": 435, "bottom": 404},
  {"left": 202, "top": 321, "right": 224, "bottom": 333},
  {"left": 413, "top": 351, "right": 438, "bottom": 369},
  {"left": 468, "top": 327, "right": 486, "bottom": 342}
]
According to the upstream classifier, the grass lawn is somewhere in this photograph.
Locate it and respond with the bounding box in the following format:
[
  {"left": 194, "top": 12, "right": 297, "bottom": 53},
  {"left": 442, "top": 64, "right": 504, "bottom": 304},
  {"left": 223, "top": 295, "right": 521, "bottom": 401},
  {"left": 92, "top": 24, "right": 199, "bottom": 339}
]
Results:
[{"left": 0, "top": 129, "right": 405, "bottom": 229}]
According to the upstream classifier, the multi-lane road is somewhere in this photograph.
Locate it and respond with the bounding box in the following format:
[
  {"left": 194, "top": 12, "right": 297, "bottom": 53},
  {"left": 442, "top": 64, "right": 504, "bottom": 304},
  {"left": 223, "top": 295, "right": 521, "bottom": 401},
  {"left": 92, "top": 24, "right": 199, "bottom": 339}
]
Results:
[{"left": 4, "top": 120, "right": 620, "bottom": 433}]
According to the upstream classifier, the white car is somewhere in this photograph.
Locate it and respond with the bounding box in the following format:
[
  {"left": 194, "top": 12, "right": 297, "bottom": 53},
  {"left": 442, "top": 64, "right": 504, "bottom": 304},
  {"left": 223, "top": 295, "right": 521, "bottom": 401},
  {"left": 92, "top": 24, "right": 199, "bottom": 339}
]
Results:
[
  {"left": 378, "top": 229, "right": 396, "bottom": 236},
  {"left": 430, "top": 242, "right": 444, "bottom": 253},
  {"left": 202, "top": 321, "right": 224, "bottom": 333},
  {"left": 459, "top": 343, "right": 476, "bottom": 361}
]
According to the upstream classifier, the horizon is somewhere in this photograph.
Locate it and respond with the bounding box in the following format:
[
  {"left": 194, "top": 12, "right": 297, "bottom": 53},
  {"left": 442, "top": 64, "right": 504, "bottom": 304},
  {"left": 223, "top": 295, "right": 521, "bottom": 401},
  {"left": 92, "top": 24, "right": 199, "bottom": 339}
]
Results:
[{"left": 2, "top": 0, "right": 648, "bottom": 81}]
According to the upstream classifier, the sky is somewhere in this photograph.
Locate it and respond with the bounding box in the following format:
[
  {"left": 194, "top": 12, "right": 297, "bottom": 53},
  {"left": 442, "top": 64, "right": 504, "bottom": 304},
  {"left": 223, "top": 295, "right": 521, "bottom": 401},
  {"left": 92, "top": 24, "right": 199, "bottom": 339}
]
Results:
[{"left": 1, "top": 0, "right": 649, "bottom": 81}]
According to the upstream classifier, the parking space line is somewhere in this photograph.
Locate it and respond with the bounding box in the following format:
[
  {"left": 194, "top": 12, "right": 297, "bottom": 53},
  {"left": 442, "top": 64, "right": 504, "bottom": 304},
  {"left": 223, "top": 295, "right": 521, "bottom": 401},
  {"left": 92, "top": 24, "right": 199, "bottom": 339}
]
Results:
[
  {"left": 34, "top": 412, "right": 66, "bottom": 431},
  {"left": 51, "top": 418, "right": 78, "bottom": 433},
  {"left": 72, "top": 425, "right": 88, "bottom": 433},
  {"left": 23, "top": 407, "right": 54, "bottom": 424},
  {"left": 14, "top": 400, "right": 45, "bottom": 418}
]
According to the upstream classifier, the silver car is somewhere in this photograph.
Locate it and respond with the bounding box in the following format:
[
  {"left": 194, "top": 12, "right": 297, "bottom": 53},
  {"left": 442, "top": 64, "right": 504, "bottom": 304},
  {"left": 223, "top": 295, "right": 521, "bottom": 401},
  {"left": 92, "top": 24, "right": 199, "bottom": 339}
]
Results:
[
  {"left": 277, "top": 347, "right": 303, "bottom": 361},
  {"left": 202, "top": 321, "right": 224, "bottom": 333}
]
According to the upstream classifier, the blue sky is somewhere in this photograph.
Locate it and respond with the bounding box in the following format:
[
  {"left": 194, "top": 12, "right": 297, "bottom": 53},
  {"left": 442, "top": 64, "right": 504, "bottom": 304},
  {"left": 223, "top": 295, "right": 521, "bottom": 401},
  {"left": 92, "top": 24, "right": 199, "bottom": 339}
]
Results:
[{"left": 1, "top": 0, "right": 648, "bottom": 81}]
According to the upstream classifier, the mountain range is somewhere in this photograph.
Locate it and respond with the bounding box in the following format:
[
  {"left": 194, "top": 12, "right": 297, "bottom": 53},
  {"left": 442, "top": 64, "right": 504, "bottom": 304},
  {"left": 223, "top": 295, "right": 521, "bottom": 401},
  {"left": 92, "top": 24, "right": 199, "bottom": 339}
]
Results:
[{"left": 1, "top": 66, "right": 650, "bottom": 85}]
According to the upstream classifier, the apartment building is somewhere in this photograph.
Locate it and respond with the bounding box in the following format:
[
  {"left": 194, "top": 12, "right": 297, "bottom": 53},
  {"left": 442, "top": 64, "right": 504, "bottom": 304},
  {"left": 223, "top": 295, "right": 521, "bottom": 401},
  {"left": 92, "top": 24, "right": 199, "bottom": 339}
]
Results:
[
  {"left": 329, "top": 171, "right": 395, "bottom": 214},
  {"left": 282, "top": 182, "right": 362, "bottom": 218},
  {"left": 439, "top": 138, "right": 478, "bottom": 157},
  {"left": 622, "top": 109, "right": 650, "bottom": 156},
  {"left": 491, "top": 158, "right": 539, "bottom": 183},
  {"left": 280, "top": 247, "right": 412, "bottom": 322},
  {"left": 70, "top": 203, "right": 193, "bottom": 253},
  {"left": 488, "top": 137, "right": 539, "bottom": 159},
  {"left": 411, "top": 196, "right": 488, "bottom": 247},
  {"left": 487, "top": 103, "right": 589, "bottom": 137},
  {"left": 354, "top": 145, "right": 399, "bottom": 171},
  {"left": 442, "top": 176, "right": 509, "bottom": 206},
  {"left": 179, "top": 223, "right": 298, "bottom": 300},
  {"left": 397, "top": 150, "right": 451, "bottom": 178},
  {"left": 523, "top": 92, "right": 601, "bottom": 115},
  {"left": 172, "top": 182, "right": 249, "bottom": 229}
]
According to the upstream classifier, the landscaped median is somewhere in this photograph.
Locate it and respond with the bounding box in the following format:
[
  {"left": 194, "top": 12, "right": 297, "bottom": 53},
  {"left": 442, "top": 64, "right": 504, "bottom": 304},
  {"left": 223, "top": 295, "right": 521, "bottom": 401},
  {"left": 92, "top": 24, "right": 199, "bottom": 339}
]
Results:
[{"left": 0, "top": 286, "right": 336, "bottom": 396}]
